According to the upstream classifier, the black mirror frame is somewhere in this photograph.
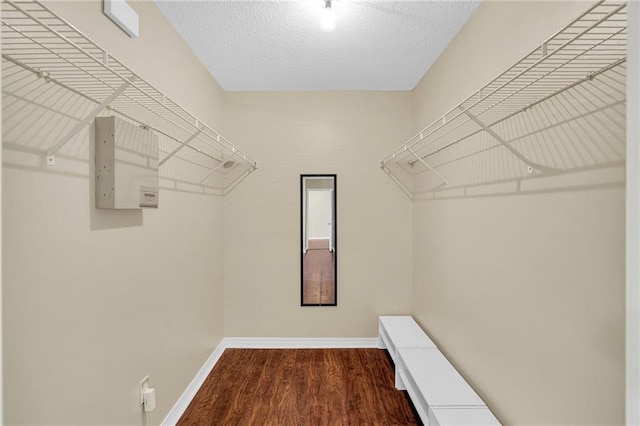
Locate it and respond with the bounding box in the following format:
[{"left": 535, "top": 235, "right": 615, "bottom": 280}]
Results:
[{"left": 300, "top": 174, "right": 337, "bottom": 307}]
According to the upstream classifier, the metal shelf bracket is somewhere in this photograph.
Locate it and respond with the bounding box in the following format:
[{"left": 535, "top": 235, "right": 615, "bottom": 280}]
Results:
[
  {"left": 461, "top": 108, "right": 559, "bottom": 174},
  {"left": 159, "top": 128, "right": 203, "bottom": 167},
  {"left": 46, "top": 80, "right": 131, "bottom": 166},
  {"left": 408, "top": 148, "right": 449, "bottom": 187}
]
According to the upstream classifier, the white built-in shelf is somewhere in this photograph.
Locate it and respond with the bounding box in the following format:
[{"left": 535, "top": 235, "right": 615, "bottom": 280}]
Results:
[
  {"left": 378, "top": 316, "right": 503, "bottom": 424},
  {"left": 379, "top": 316, "right": 437, "bottom": 364},
  {"left": 1, "top": 0, "right": 257, "bottom": 195},
  {"left": 397, "top": 347, "right": 487, "bottom": 408},
  {"left": 381, "top": 0, "right": 627, "bottom": 198},
  {"left": 429, "top": 407, "right": 501, "bottom": 426},
  {"left": 379, "top": 315, "right": 438, "bottom": 390}
]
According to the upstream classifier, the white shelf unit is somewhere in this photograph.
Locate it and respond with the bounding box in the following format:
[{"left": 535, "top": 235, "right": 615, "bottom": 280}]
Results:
[
  {"left": 429, "top": 407, "right": 501, "bottom": 426},
  {"left": 378, "top": 316, "right": 438, "bottom": 390},
  {"left": 378, "top": 316, "right": 437, "bottom": 364},
  {"left": 1, "top": 0, "right": 257, "bottom": 195},
  {"left": 381, "top": 0, "right": 627, "bottom": 198},
  {"left": 397, "top": 348, "right": 501, "bottom": 426}
]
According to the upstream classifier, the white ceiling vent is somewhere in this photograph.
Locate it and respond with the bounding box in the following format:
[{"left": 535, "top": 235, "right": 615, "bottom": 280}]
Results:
[{"left": 104, "top": 0, "right": 139, "bottom": 38}]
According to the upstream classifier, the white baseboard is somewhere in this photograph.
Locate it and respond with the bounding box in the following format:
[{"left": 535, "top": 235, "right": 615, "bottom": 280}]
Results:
[
  {"left": 161, "top": 340, "right": 226, "bottom": 426},
  {"left": 161, "top": 337, "right": 379, "bottom": 425},
  {"left": 224, "top": 337, "right": 379, "bottom": 348}
]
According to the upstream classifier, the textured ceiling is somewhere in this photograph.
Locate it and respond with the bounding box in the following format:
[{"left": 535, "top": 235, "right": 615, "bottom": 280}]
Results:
[{"left": 155, "top": 1, "right": 480, "bottom": 91}]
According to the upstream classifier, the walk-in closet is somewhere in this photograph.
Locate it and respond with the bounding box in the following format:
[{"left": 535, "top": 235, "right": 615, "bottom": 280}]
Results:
[{"left": 2, "top": 0, "right": 638, "bottom": 425}]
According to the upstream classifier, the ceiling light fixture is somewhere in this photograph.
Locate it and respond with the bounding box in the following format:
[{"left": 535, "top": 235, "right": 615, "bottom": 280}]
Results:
[{"left": 319, "top": 0, "right": 336, "bottom": 32}]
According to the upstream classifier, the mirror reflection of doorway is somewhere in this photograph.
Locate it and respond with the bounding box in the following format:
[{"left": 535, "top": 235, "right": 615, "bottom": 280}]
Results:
[{"left": 301, "top": 175, "right": 336, "bottom": 306}]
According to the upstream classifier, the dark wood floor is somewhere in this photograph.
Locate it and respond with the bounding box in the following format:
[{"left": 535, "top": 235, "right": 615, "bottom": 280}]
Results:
[
  {"left": 303, "top": 239, "right": 335, "bottom": 305},
  {"left": 178, "top": 349, "right": 419, "bottom": 425}
]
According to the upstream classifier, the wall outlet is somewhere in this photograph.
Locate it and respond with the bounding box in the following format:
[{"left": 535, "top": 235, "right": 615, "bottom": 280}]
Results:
[{"left": 139, "top": 375, "right": 150, "bottom": 406}]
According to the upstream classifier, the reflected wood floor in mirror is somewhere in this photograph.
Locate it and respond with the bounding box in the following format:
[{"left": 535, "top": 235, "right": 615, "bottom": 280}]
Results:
[
  {"left": 177, "top": 349, "right": 419, "bottom": 425},
  {"left": 303, "top": 239, "right": 335, "bottom": 305}
]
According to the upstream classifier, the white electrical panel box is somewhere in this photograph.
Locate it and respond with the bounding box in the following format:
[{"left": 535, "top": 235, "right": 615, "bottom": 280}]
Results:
[{"left": 95, "top": 116, "right": 159, "bottom": 209}]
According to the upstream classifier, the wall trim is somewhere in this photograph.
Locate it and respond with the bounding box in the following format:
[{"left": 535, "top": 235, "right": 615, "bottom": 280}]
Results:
[
  {"left": 161, "top": 337, "right": 379, "bottom": 425},
  {"left": 223, "top": 337, "right": 379, "bottom": 349},
  {"left": 161, "top": 340, "right": 226, "bottom": 426}
]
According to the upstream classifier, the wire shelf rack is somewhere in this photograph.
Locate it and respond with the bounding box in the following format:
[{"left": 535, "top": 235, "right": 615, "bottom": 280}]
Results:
[
  {"left": 1, "top": 0, "right": 258, "bottom": 195},
  {"left": 381, "top": 0, "right": 627, "bottom": 198}
]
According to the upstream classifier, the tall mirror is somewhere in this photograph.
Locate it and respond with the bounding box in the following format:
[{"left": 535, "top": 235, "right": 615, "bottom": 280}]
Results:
[{"left": 301, "top": 174, "right": 337, "bottom": 306}]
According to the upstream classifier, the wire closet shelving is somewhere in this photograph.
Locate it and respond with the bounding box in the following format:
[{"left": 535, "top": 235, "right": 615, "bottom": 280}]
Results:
[
  {"left": 381, "top": 0, "right": 627, "bottom": 198},
  {"left": 1, "top": 0, "right": 258, "bottom": 195}
]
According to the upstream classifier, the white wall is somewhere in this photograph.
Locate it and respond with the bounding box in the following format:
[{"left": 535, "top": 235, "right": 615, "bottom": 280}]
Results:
[
  {"left": 222, "top": 91, "right": 414, "bottom": 337},
  {"left": 411, "top": 2, "right": 625, "bottom": 424},
  {"left": 3, "top": 1, "right": 226, "bottom": 424}
]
